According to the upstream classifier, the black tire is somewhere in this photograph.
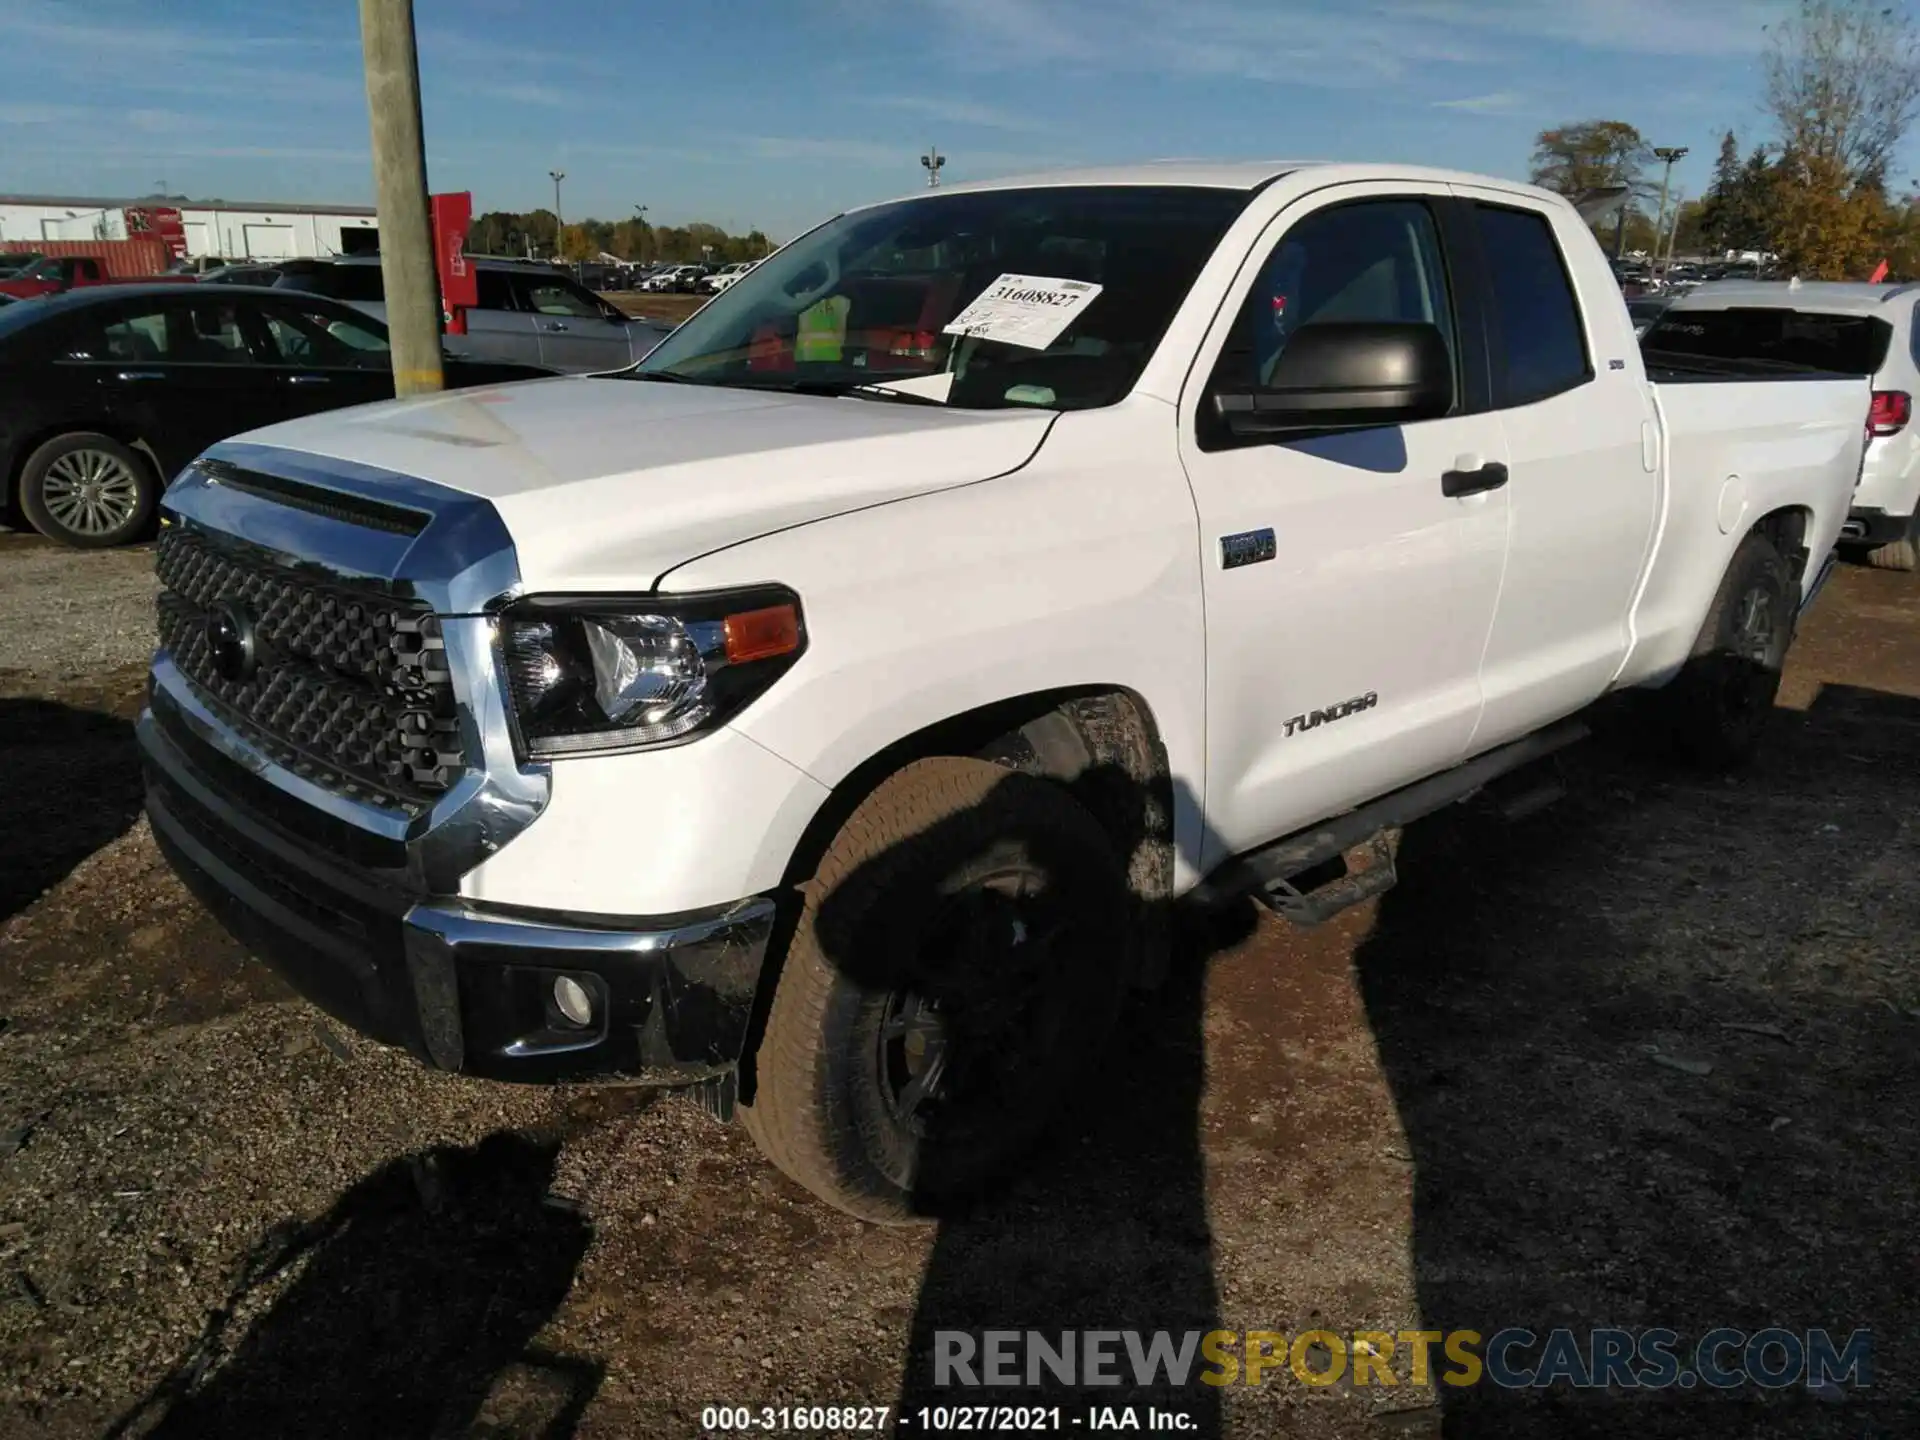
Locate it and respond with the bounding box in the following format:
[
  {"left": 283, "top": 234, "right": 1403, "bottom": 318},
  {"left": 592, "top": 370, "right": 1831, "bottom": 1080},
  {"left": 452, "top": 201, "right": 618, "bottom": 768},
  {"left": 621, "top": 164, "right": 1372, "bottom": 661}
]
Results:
[
  {"left": 1865, "top": 514, "right": 1919, "bottom": 572},
  {"left": 740, "top": 756, "right": 1132, "bottom": 1223},
  {"left": 1657, "top": 530, "right": 1795, "bottom": 769},
  {"left": 17, "top": 432, "right": 157, "bottom": 549}
]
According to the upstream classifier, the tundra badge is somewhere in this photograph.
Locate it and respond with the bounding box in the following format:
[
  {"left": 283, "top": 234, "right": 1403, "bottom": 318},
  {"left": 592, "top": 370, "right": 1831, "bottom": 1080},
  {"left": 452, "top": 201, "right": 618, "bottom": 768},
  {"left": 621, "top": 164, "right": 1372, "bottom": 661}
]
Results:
[
  {"left": 1220, "top": 528, "right": 1277, "bottom": 569},
  {"left": 1284, "top": 691, "right": 1379, "bottom": 737}
]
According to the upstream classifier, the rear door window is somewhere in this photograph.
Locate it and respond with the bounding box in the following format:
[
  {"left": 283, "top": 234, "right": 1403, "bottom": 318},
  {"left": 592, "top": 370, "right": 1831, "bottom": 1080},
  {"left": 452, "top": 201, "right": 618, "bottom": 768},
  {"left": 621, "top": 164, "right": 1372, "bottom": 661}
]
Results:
[
  {"left": 97, "top": 309, "right": 171, "bottom": 361},
  {"left": 62, "top": 301, "right": 255, "bottom": 364},
  {"left": 1645, "top": 307, "right": 1892, "bottom": 375},
  {"left": 521, "top": 279, "right": 604, "bottom": 318},
  {"left": 476, "top": 270, "right": 516, "bottom": 312},
  {"left": 1472, "top": 204, "right": 1592, "bottom": 406},
  {"left": 291, "top": 264, "right": 387, "bottom": 303},
  {"left": 260, "top": 302, "right": 391, "bottom": 368}
]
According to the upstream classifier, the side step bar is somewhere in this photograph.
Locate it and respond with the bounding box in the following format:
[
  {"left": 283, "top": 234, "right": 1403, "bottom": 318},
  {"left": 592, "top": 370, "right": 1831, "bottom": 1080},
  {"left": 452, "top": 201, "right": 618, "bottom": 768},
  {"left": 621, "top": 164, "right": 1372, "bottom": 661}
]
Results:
[{"left": 1200, "top": 719, "right": 1589, "bottom": 925}]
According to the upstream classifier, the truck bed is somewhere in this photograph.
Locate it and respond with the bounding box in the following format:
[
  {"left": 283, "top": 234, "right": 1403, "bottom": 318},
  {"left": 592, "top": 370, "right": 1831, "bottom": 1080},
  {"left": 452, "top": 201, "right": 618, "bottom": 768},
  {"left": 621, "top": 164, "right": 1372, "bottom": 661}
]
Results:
[{"left": 1625, "top": 370, "right": 1869, "bottom": 686}]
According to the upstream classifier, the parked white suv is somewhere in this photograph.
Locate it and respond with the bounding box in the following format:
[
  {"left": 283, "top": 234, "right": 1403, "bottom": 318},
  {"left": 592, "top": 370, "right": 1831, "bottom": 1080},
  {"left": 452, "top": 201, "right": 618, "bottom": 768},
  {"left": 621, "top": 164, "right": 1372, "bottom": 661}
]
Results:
[
  {"left": 142, "top": 162, "right": 1866, "bottom": 1222},
  {"left": 1652, "top": 281, "right": 1920, "bottom": 569}
]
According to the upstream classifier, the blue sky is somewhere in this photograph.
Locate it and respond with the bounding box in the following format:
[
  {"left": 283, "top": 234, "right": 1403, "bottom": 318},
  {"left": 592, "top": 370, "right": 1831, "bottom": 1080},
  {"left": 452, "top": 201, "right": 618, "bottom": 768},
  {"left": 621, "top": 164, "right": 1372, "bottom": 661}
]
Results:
[{"left": 0, "top": 0, "right": 1881, "bottom": 238}]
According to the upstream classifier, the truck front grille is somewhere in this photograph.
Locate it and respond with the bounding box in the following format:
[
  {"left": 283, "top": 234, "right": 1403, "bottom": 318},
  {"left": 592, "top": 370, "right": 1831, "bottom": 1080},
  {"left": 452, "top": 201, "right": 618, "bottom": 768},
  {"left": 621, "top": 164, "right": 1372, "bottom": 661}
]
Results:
[{"left": 155, "top": 526, "right": 465, "bottom": 809}]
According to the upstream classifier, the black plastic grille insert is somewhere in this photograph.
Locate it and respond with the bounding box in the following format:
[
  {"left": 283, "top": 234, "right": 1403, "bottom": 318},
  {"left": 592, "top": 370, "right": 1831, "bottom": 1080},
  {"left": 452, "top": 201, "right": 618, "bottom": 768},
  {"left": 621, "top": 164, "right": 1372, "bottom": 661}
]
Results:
[{"left": 155, "top": 525, "right": 464, "bottom": 808}]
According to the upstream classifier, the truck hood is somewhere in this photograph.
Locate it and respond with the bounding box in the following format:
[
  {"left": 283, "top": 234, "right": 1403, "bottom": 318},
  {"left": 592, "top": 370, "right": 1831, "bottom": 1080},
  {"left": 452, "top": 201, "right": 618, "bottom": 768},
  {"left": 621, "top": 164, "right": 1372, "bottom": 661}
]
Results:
[{"left": 234, "top": 376, "right": 1055, "bottom": 591}]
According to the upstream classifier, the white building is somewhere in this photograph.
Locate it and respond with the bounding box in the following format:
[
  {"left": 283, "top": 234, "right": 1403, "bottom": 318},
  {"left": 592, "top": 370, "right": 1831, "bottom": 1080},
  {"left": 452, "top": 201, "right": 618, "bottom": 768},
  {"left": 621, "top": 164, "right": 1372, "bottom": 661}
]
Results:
[{"left": 0, "top": 194, "right": 378, "bottom": 260}]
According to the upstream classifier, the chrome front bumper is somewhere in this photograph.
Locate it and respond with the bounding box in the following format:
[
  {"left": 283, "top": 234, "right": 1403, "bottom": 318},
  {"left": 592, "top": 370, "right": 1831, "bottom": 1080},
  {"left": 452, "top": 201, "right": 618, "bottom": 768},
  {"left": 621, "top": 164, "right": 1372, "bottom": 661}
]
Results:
[{"left": 141, "top": 696, "right": 774, "bottom": 1083}]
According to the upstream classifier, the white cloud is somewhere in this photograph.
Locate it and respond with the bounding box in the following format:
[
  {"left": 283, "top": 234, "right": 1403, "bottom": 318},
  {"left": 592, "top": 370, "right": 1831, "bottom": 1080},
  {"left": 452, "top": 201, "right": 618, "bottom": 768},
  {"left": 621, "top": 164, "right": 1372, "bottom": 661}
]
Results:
[
  {"left": 742, "top": 134, "right": 1066, "bottom": 177},
  {"left": 748, "top": 136, "right": 912, "bottom": 167},
  {"left": 917, "top": 0, "right": 1793, "bottom": 87},
  {"left": 0, "top": 103, "right": 85, "bottom": 125},
  {"left": 12, "top": 137, "right": 366, "bottom": 166},
  {"left": 0, "top": 102, "right": 207, "bottom": 135},
  {"left": 126, "top": 108, "right": 202, "bottom": 134},
  {"left": 0, "top": 3, "right": 343, "bottom": 60},
  {"left": 418, "top": 27, "right": 624, "bottom": 79},
  {"left": 863, "top": 94, "right": 1042, "bottom": 132},
  {"left": 1433, "top": 92, "right": 1526, "bottom": 115},
  {"left": 1385, "top": 0, "right": 1792, "bottom": 58},
  {"left": 922, "top": 0, "right": 1486, "bottom": 85},
  {"left": 488, "top": 82, "right": 570, "bottom": 108}
]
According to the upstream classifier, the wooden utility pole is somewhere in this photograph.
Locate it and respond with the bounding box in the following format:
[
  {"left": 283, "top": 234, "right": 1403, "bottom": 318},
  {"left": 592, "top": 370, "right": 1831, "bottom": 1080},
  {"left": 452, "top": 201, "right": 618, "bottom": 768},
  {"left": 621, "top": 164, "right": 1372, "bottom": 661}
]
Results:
[{"left": 358, "top": 0, "right": 442, "bottom": 395}]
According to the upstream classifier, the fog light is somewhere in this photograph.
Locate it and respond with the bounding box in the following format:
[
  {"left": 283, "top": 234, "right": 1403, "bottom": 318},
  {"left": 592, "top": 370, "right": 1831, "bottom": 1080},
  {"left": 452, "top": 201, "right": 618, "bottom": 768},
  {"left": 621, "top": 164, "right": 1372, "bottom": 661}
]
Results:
[{"left": 552, "top": 975, "right": 595, "bottom": 1028}]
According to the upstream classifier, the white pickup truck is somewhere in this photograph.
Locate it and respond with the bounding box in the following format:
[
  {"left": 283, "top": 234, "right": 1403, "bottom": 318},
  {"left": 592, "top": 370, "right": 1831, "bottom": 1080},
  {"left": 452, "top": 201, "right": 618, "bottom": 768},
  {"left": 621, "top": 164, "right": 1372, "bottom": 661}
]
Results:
[{"left": 139, "top": 162, "right": 1866, "bottom": 1222}]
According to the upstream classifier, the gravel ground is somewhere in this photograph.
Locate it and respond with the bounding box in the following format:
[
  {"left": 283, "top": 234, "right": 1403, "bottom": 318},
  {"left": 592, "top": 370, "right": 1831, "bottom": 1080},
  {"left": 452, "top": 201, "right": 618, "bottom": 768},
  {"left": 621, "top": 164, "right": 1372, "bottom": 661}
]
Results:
[
  {"left": 0, "top": 532, "right": 159, "bottom": 687},
  {"left": 0, "top": 530, "right": 1917, "bottom": 1439}
]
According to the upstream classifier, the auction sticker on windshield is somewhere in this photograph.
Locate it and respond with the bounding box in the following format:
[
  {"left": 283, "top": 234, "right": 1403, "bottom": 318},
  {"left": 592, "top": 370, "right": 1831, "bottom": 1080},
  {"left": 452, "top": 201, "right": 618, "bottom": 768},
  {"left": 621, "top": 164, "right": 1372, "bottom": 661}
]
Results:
[{"left": 943, "top": 273, "right": 1104, "bottom": 350}]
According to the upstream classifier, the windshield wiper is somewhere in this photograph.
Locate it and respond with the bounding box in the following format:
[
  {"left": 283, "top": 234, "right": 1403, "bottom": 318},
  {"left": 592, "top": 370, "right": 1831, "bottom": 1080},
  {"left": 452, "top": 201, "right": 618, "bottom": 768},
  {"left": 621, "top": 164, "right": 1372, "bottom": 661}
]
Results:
[
  {"left": 622, "top": 372, "right": 950, "bottom": 404},
  {"left": 624, "top": 369, "right": 713, "bottom": 385},
  {"left": 693, "top": 376, "right": 952, "bottom": 405},
  {"left": 824, "top": 382, "right": 948, "bottom": 407}
]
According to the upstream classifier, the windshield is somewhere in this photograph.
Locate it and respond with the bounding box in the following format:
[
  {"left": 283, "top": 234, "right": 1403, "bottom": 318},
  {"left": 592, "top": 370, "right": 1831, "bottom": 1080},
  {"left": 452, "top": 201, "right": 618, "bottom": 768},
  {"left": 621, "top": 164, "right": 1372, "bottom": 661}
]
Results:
[
  {"left": 15, "top": 258, "right": 61, "bottom": 280},
  {"left": 1644, "top": 306, "right": 1892, "bottom": 375},
  {"left": 633, "top": 185, "right": 1250, "bottom": 410}
]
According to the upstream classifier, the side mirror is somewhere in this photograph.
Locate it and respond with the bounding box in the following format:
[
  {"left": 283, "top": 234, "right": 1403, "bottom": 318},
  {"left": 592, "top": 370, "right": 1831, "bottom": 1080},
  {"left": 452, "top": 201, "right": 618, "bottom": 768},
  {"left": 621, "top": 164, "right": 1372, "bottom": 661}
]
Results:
[{"left": 1212, "top": 321, "right": 1452, "bottom": 438}]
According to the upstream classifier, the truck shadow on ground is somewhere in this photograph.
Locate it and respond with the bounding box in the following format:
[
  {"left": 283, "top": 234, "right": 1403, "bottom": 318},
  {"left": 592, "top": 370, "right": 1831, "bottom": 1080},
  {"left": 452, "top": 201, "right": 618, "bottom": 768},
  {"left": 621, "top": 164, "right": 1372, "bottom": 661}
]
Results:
[
  {"left": 793, "top": 761, "right": 1253, "bottom": 1437},
  {"left": 105, "top": 1131, "right": 601, "bottom": 1440},
  {"left": 0, "top": 696, "right": 145, "bottom": 922},
  {"left": 889, "top": 901, "right": 1256, "bottom": 1437},
  {"left": 1353, "top": 683, "right": 1920, "bottom": 1438}
]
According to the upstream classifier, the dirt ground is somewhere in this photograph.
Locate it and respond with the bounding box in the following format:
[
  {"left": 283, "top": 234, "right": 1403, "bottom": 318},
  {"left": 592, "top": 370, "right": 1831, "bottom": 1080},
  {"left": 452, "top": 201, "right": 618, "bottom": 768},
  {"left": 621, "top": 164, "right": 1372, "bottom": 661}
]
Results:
[
  {"left": 0, "top": 528, "right": 1916, "bottom": 1440},
  {"left": 605, "top": 293, "right": 708, "bottom": 326}
]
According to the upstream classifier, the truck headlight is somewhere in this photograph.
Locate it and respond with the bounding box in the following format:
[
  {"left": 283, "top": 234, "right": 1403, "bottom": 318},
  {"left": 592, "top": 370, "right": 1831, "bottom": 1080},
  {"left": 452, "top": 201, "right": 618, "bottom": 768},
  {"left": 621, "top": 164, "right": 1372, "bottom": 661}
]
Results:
[{"left": 501, "top": 588, "right": 804, "bottom": 758}]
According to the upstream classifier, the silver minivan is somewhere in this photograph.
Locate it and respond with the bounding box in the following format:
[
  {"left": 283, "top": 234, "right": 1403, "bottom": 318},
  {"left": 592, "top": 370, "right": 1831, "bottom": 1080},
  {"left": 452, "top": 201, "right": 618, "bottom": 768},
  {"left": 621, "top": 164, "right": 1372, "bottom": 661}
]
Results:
[{"left": 274, "top": 256, "right": 672, "bottom": 373}]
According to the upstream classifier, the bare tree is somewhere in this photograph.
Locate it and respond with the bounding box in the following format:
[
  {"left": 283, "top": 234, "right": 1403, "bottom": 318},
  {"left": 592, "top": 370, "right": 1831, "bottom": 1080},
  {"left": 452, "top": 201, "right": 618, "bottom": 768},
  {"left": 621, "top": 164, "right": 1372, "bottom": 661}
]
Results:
[{"left": 1765, "top": 0, "right": 1920, "bottom": 185}]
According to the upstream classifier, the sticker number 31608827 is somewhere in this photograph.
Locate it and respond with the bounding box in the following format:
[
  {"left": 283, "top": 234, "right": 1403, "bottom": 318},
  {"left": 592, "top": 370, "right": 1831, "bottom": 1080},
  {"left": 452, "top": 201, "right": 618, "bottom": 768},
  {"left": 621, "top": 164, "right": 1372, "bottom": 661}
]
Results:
[{"left": 942, "top": 273, "right": 1104, "bottom": 350}]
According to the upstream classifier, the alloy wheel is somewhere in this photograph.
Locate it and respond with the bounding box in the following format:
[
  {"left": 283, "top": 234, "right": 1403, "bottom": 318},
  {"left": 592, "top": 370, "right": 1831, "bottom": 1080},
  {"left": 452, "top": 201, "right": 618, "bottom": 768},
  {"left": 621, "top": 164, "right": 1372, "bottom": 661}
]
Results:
[
  {"left": 874, "top": 869, "right": 1081, "bottom": 1139},
  {"left": 40, "top": 449, "right": 144, "bottom": 537}
]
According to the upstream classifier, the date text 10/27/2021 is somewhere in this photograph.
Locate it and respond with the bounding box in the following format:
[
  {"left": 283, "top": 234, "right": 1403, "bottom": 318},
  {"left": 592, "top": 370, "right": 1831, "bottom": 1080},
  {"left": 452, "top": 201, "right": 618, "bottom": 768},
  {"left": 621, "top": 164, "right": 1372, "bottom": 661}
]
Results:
[{"left": 700, "top": 1405, "right": 1197, "bottom": 1432}]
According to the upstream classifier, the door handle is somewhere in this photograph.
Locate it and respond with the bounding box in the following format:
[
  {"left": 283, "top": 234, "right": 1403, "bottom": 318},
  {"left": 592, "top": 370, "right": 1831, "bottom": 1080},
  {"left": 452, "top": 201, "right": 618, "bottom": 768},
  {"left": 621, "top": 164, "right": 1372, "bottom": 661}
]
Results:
[
  {"left": 284, "top": 373, "right": 331, "bottom": 386},
  {"left": 114, "top": 370, "right": 165, "bottom": 381},
  {"left": 543, "top": 321, "right": 568, "bottom": 331},
  {"left": 1441, "top": 461, "right": 1510, "bottom": 497}
]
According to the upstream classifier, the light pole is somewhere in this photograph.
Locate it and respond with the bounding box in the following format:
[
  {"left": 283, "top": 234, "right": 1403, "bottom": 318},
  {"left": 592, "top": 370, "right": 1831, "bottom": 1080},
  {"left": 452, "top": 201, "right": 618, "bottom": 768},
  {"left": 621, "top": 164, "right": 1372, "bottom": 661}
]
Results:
[
  {"left": 633, "top": 203, "right": 648, "bottom": 265},
  {"left": 549, "top": 168, "right": 565, "bottom": 259},
  {"left": 1651, "top": 146, "right": 1688, "bottom": 278},
  {"left": 920, "top": 143, "right": 944, "bottom": 187},
  {"left": 1663, "top": 187, "right": 1687, "bottom": 271}
]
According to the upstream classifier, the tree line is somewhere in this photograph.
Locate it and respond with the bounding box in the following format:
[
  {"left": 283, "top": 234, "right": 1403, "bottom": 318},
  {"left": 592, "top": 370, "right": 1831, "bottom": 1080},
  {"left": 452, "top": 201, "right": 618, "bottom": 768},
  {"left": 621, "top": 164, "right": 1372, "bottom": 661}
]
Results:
[
  {"left": 465, "top": 210, "right": 776, "bottom": 267},
  {"left": 1529, "top": 0, "right": 1920, "bottom": 279}
]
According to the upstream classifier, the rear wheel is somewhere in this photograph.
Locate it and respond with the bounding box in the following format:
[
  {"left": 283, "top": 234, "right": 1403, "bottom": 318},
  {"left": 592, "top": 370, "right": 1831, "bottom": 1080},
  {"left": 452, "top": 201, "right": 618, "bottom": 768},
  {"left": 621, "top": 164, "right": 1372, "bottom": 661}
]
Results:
[
  {"left": 1655, "top": 530, "right": 1795, "bottom": 769},
  {"left": 18, "top": 432, "right": 157, "bottom": 548},
  {"left": 740, "top": 757, "right": 1132, "bottom": 1223},
  {"left": 1865, "top": 513, "right": 1919, "bottom": 572}
]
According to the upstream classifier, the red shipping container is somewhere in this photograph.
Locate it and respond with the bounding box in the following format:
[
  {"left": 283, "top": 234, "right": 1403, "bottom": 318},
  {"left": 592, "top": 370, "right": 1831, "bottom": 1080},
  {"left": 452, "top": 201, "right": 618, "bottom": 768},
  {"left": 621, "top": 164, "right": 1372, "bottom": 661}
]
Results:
[{"left": 0, "top": 237, "right": 170, "bottom": 277}]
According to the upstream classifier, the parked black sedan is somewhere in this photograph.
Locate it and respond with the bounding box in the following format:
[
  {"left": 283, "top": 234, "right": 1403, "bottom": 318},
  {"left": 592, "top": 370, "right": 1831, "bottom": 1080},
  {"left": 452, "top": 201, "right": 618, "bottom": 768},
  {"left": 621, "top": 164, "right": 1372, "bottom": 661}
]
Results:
[{"left": 0, "top": 285, "right": 552, "bottom": 547}]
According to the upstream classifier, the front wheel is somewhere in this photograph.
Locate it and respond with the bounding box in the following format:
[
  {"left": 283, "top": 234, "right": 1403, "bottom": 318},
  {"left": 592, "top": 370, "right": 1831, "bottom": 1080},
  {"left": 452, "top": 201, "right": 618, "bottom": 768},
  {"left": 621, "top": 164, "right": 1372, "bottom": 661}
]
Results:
[
  {"left": 740, "top": 757, "right": 1132, "bottom": 1223},
  {"left": 17, "top": 432, "right": 158, "bottom": 548},
  {"left": 1654, "top": 530, "right": 1795, "bottom": 769}
]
